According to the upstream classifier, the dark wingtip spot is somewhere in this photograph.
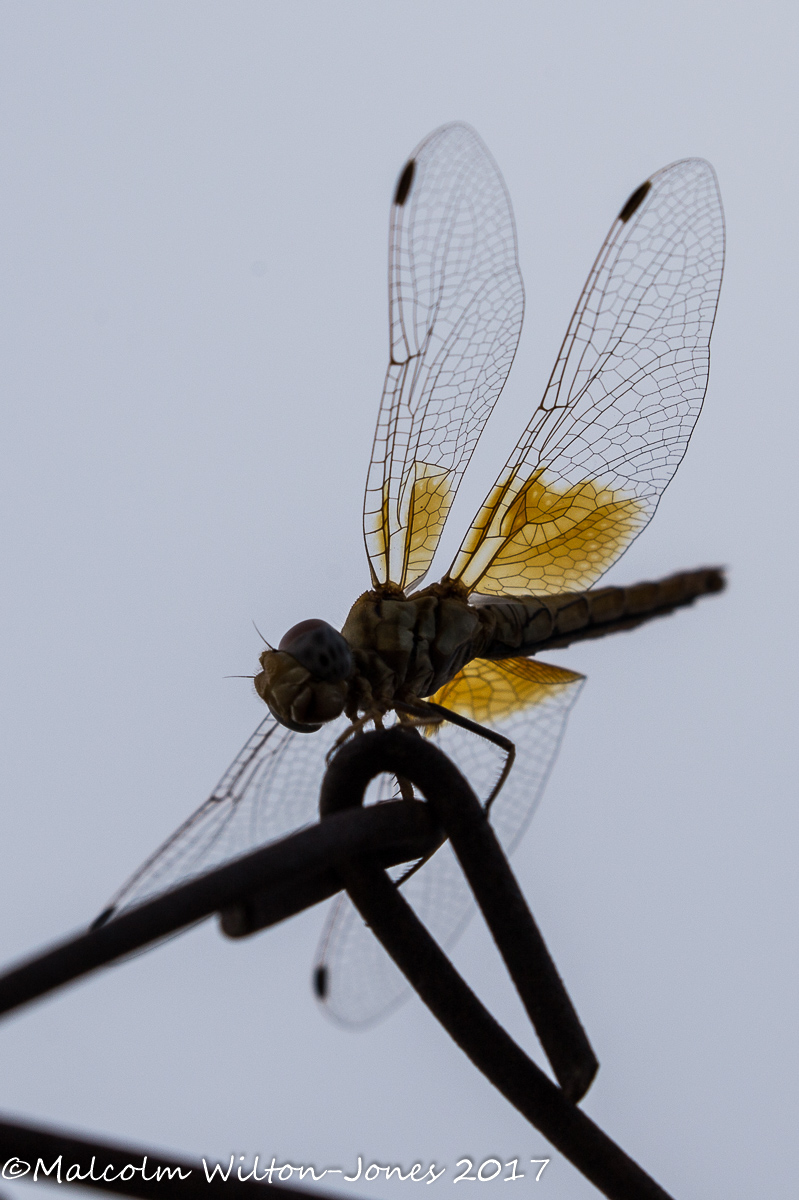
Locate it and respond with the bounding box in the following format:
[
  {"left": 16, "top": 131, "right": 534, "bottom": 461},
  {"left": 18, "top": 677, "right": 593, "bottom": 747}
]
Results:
[
  {"left": 618, "top": 180, "right": 652, "bottom": 223},
  {"left": 313, "top": 964, "right": 328, "bottom": 999},
  {"left": 90, "top": 907, "right": 115, "bottom": 930},
  {"left": 393, "top": 159, "right": 416, "bottom": 207}
]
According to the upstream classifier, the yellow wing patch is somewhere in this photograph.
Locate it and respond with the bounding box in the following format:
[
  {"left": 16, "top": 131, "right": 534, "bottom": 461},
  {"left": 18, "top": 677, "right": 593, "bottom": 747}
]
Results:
[
  {"left": 449, "top": 467, "right": 647, "bottom": 596},
  {"left": 374, "top": 462, "right": 454, "bottom": 589},
  {"left": 427, "top": 655, "right": 583, "bottom": 728}
]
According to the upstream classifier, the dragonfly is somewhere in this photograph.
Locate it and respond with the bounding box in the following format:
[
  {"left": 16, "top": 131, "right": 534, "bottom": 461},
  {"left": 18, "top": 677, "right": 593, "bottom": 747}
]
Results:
[{"left": 97, "top": 124, "right": 725, "bottom": 1028}]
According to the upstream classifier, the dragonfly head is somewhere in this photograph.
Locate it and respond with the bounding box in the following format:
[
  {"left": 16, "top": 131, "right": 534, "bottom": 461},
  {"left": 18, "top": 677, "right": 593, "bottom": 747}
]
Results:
[{"left": 254, "top": 619, "right": 353, "bottom": 733}]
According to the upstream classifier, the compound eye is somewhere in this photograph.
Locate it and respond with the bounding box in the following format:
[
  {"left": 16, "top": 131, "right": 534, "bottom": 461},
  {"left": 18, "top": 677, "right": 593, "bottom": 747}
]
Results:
[{"left": 278, "top": 619, "right": 353, "bottom": 682}]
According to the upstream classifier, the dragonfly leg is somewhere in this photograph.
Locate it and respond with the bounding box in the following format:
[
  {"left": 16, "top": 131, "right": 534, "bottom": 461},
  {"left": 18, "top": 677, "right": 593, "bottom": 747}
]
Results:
[
  {"left": 325, "top": 708, "right": 392, "bottom": 765},
  {"left": 329, "top": 699, "right": 514, "bottom": 903},
  {"left": 325, "top": 715, "right": 370, "bottom": 764},
  {"left": 394, "top": 699, "right": 515, "bottom": 815}
]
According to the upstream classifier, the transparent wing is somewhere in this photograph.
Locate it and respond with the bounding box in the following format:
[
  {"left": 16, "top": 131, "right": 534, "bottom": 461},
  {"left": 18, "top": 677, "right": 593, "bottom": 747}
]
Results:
[
  {"left": 449, "top": 158, "right": 725, "bottom": 596},
  {"left": 315, "top": 658, "right": 584, "bottom": 1027},
  {"left": 98, "top": 712, "right": 350, "bottom": 922},
  {"left": 364, "top": 123, "right": 525, "bottom": 591}
]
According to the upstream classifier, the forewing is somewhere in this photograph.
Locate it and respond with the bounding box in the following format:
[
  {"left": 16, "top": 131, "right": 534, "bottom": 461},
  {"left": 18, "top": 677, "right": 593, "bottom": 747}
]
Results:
[
  {"left": 315, "top": 658, "right": 583, "bottom": 1027},
  {"left": 98, "top": 712, "right": 350, "bottom": 921},
  {"left": 364, "top": 123, "right": 524, "bottom": 591},
  {"left": 449, "top": 158, "right": 725, "bottom": 596}
]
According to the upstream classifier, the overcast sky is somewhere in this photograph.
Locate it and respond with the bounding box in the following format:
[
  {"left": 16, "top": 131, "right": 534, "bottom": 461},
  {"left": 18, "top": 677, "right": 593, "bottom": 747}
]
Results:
[{"left": 0, "top": 3, "right": 797, "bottom": 1198}]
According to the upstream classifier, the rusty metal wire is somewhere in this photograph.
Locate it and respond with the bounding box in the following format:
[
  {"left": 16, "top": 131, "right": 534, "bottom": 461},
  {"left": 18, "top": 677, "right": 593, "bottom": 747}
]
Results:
[{"left": 0, "top": 729, "right": 677, "bottom": 1200}]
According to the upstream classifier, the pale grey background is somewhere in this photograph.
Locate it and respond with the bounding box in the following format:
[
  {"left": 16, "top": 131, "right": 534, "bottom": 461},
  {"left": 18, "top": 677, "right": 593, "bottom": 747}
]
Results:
[{"left": 0, "top": 2, "right": 796, "bottom": 1197}]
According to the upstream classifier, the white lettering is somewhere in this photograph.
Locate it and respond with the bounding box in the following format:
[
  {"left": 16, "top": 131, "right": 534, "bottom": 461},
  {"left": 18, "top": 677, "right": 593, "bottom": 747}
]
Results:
[
  {"left": 253, "top": 1157, "right": 274, "bottom": 1183},
  {"left": 298, "top": 1165, "right": 327, "bottom": 1181},
  {"left": 238, "top": 1161, "right": 255, "bottom": 1183},
  {"left": 156, "top": 1165, "right": 191, "bottom": 1181},
  {"left": 31, "top": 1158, "right": 57, "bottom": 1182},
  {"left": 503, "top": 1159, "right": 523, "bottom": 1181},
  {"left": 6, "top": 1159, "right": 33, "bottom": 1181},
  {"left": 386, "top": 1165, "right": 415, "bottom": 1182},
  {"left": 203, "top": 1156, "right": 234, "bottom": 1182},
  {"left": 344, "top": 1157, "right": 362, "bottom": 1182}
]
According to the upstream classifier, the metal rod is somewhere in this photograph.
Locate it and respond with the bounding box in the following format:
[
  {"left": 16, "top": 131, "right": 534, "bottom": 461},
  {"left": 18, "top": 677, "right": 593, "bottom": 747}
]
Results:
[
  {"left": 0, "top": 800, "right": 439, "bottom": 1019},
  {"left": 320, "top": 728, "right": 597, "bottom": 1101},
  {"left": 321, "top": 729, "right": 676, "bottom": 1200},
  {"left": 340, "top": 858, "right": 675, "bottom": 1200}
]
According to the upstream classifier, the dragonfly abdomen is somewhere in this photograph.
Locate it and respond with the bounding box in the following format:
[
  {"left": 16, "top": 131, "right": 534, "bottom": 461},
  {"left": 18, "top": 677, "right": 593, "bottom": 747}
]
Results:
[{"left": 473, "top": 567, "right": 725, "bottom": 662}]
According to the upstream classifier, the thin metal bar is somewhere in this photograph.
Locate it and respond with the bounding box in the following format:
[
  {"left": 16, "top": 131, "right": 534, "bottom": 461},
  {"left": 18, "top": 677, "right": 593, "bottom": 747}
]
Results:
[
  {"left": 0, "top": 800, "right": 439, "bottom": 1019},
  {"left": 339, "top": 859, "right": 674, "bottom": 1200},
  {"left": 320, "top": 728, "right": 597, "bottom": 1101},
  {"left": 320, "top": 729, "right": 676, "bottom": 1200}
]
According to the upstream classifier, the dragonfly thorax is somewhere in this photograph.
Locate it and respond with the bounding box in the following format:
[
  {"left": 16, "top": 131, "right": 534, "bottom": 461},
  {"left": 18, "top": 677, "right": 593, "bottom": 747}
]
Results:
[
  {"left": 338, "top": 583, "right": 483, "bottom": 710},
  {"left": 255, "top": 619, "right": 353, "bottom": 733}
]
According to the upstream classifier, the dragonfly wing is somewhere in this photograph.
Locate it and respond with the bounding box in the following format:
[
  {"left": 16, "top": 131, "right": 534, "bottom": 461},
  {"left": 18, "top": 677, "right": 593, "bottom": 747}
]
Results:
[
  {"left": 365, "top": 123, "right": 525, "bottom": 591},
  {"left": 449, "top": 158, "right": 725, "bottom": 596},
  {"left": 98, "top": 712, "right": 350, "bottom": 921},
  {"left": 315, "top": 658, "right": 584, "bottom": 1027}
]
